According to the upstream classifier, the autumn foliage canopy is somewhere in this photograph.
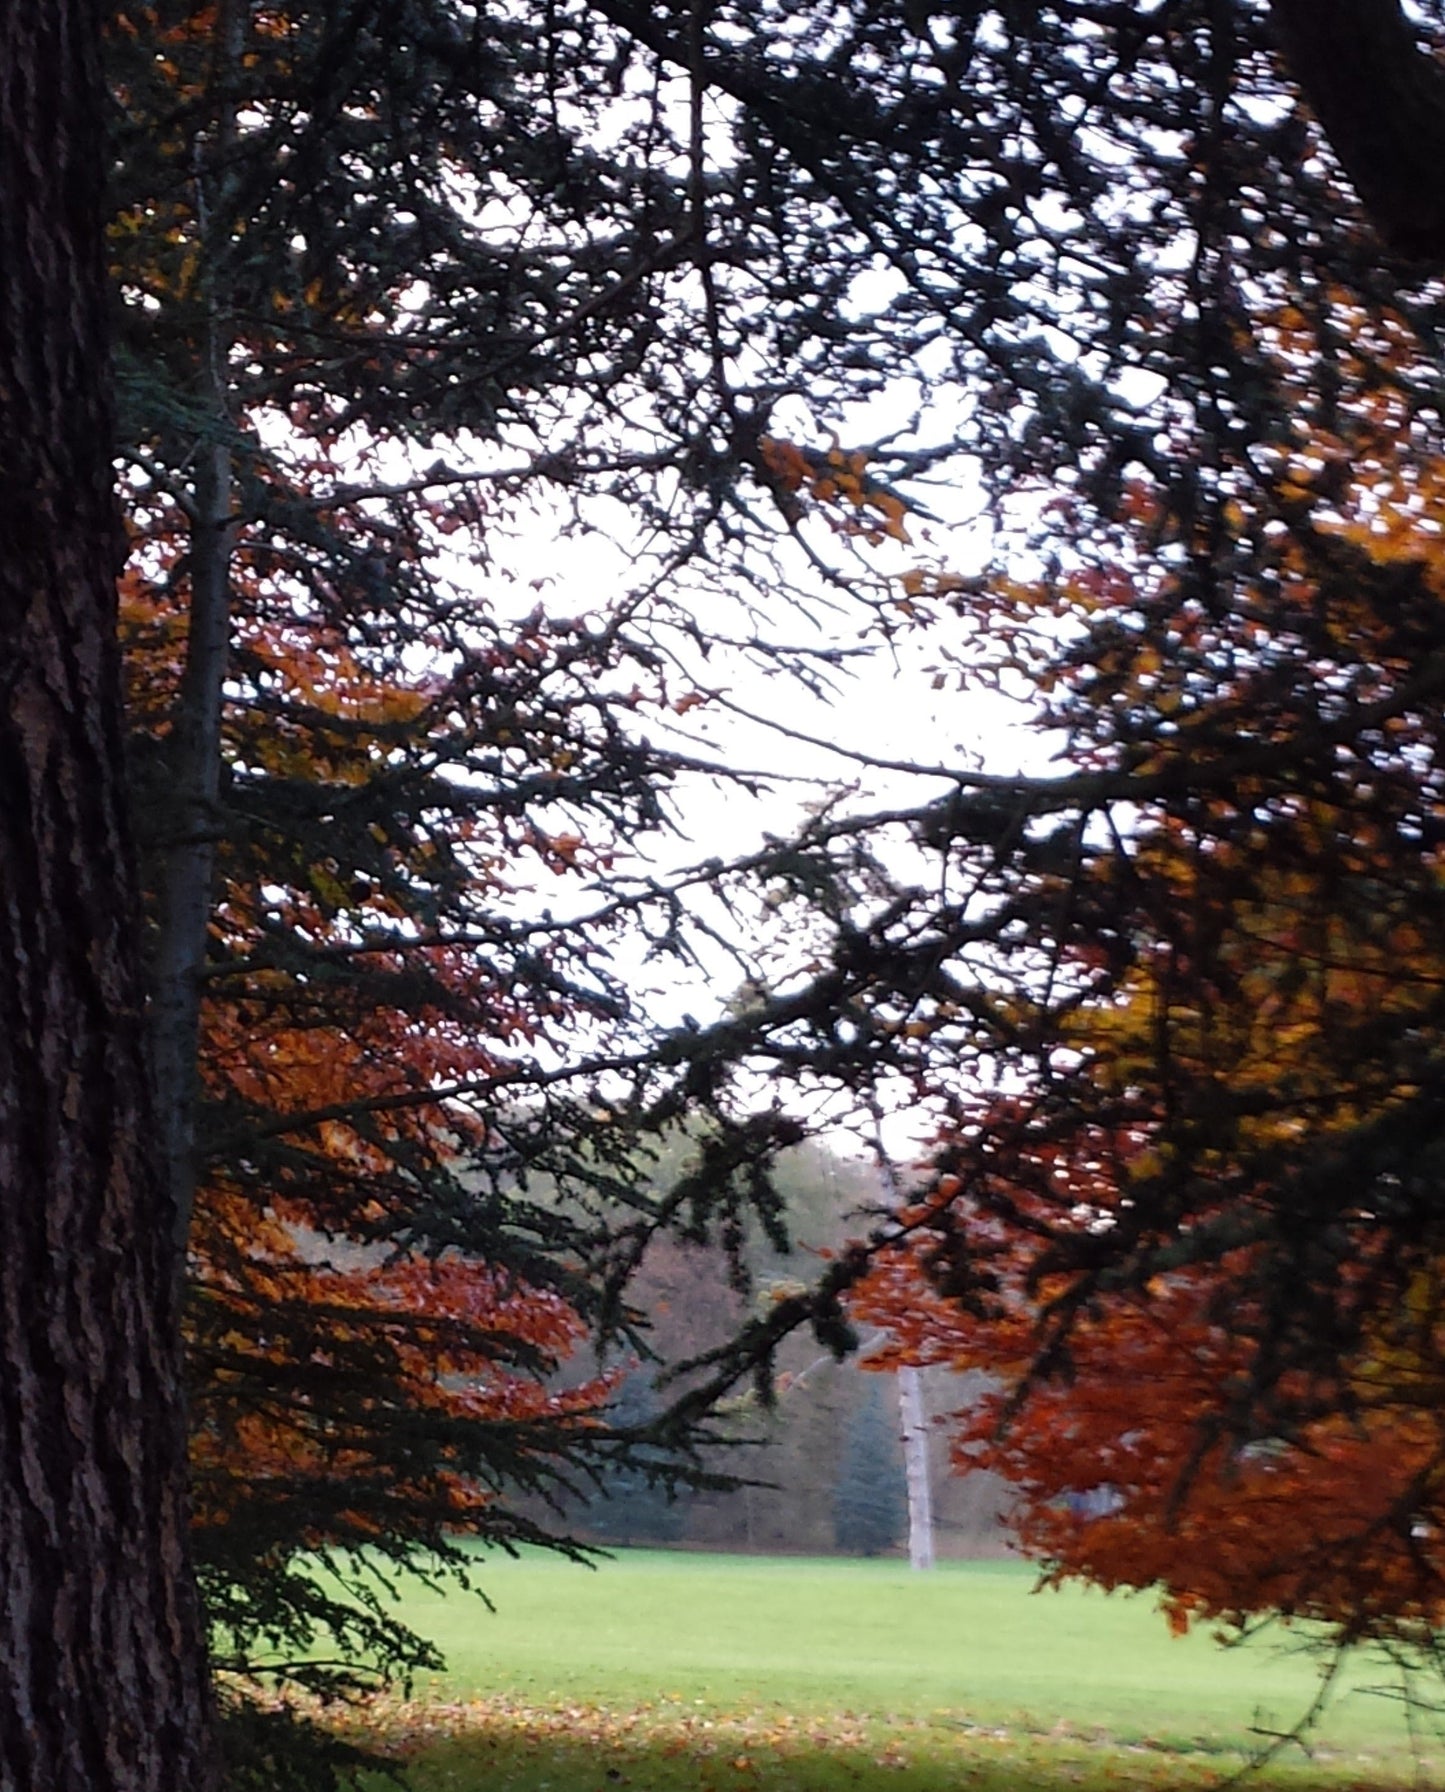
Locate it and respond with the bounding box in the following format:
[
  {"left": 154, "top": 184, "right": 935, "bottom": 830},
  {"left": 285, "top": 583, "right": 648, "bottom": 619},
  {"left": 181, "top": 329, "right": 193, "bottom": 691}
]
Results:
[
  {"left": 850, "top": 292, "right": 1445, "bottom": 1650},
  {"left": 92, "top": 1, "right": 1445, "bottom": 1775}
]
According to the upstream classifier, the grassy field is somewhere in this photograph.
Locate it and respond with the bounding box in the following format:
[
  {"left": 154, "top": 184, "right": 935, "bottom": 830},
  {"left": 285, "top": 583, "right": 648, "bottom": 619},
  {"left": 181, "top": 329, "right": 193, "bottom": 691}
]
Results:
[{"left": 345, "top": 1549, "right": 1445, "bottom": 1791}]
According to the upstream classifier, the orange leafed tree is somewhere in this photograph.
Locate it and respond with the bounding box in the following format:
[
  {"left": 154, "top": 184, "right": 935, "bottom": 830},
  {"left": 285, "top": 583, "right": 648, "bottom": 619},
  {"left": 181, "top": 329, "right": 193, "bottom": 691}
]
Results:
[{"left": 848, "top": 296, "right": 1445, "bottom": 1652}]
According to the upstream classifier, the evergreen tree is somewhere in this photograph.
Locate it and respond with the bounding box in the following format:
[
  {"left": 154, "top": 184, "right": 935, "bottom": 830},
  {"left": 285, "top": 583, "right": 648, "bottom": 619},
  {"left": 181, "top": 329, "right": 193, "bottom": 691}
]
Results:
[
  {"left": 77, "top": 0, "right": 1445, "bottom": 1772},
  {"left": 577, "top": 1376, "right": 687, "bottom": 1547},
  {"left": 832, "top": 1380, "right": 905, "bottom": 1558}
]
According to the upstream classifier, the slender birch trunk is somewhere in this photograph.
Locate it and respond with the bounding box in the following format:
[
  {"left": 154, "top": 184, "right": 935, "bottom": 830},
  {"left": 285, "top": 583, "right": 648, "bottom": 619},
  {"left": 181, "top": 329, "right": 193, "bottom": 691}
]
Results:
[
  {"left": 867, "top": 1103, "right": 936, "bottom": 1571},
  {"left": 896, "top": 1366, "right": 936, "bottom": 1572}
]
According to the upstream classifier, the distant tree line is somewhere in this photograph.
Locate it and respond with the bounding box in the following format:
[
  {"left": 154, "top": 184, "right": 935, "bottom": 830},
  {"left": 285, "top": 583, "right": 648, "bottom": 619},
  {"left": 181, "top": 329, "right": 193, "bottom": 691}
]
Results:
[{"left": 554, "top": 1143, "right": 1012, "bottom": 1559}]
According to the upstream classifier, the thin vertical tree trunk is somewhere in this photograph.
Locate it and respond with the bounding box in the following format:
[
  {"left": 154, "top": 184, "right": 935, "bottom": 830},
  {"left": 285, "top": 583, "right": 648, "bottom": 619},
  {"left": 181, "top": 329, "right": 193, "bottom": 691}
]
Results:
[
  {"left": 0, "top": 6, "right": 215, "bottom": 1788},
  {"left": 896, "top": 1367, "right": 935, "bottom": 1572},
  {"left": 148, "top": 0, "right": 243, "bottom": 1269},
  {"left": 865, "top": 1103, "right": 936, "bottom": 1572}
]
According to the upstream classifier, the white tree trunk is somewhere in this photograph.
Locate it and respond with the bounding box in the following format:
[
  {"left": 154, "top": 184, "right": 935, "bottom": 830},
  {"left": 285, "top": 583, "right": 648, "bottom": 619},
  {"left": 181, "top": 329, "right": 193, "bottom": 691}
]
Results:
[
  {"left": 897, "top": 1365, "right": 935, "bottom": 1570},
  {"left": 866, "top": 1099, "right": 937, "bottom": 1571}
]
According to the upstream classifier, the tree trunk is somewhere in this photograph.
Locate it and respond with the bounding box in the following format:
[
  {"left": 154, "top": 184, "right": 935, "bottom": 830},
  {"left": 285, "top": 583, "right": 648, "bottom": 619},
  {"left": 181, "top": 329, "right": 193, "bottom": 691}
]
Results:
[
  {"left": 896, "top": 1368, "right": 935, "bottom": 1572},
  {"left": 865, "top": 1106, "right": 936, "bottom": 1572},
  {"left": 148, "top": 0, "right": 243, "bottom": 1270},
  {"left": 0, "top": 6, "right": 215, "bottom": 1789},
  {"left": 1269, "top": 0, "right": 1445, "bottom": 263}
]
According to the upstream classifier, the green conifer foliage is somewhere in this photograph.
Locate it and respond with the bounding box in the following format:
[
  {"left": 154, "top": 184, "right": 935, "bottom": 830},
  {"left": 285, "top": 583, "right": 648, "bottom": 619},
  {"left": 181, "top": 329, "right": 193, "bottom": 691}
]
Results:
[{"left": 832, "top": 1380, "right": 906, "bottom": 1558}]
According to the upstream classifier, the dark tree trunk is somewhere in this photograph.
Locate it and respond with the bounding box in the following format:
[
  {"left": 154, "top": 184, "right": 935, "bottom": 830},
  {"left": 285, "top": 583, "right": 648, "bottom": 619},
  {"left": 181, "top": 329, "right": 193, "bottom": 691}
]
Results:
[
  {"left": 0, "top": 6, "right": 215, "bottom": 1789},
  {"left": 149, "top": 0, "right": 243, "bottom": 1273},
  {"left": 1269, "top": 0, "right": 1445, "bottom": 264}
]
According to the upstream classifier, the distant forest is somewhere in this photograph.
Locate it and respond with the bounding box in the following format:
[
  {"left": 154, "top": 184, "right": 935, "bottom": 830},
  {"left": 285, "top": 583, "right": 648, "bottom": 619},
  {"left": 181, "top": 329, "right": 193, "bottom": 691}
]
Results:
[{"left": 551, "top": 1141, "right": 1013, "bottom": 1558}]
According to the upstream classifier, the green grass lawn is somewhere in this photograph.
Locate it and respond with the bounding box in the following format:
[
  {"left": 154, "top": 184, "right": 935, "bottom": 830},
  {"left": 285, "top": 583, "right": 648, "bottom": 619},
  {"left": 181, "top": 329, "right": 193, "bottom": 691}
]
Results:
[{"left": 339, "top": 1548, "right": 1445, "bottom": 1791}]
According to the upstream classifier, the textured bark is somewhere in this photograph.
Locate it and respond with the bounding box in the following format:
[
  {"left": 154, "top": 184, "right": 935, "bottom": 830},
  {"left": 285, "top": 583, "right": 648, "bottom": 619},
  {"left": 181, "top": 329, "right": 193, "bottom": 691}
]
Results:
[
  {"left": 0, "top": 6, "right": 215, "bottom": 1789},
  {"left": 1270, "top": 0, "right": 1445, "bottom": 263}
]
